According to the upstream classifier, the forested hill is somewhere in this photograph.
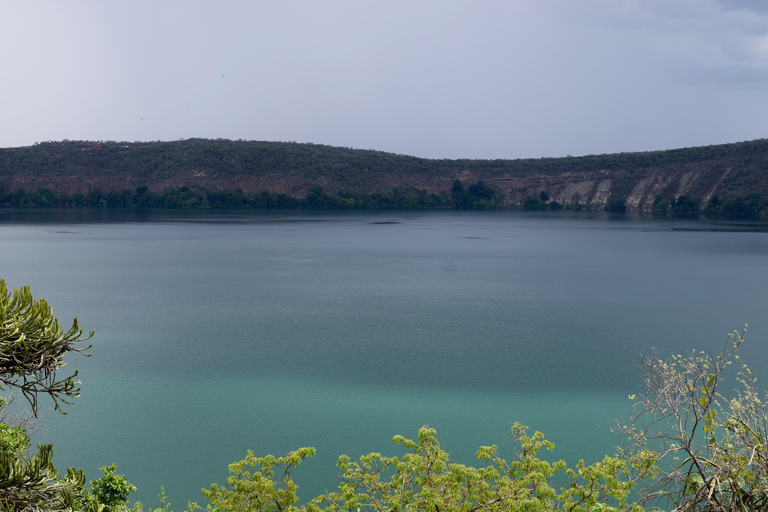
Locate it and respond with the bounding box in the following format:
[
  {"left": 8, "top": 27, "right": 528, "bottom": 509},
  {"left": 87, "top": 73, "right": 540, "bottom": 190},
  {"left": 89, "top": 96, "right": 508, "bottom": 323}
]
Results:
[{"left": 2, "top": 137, "right": 768, "bottom": 217}]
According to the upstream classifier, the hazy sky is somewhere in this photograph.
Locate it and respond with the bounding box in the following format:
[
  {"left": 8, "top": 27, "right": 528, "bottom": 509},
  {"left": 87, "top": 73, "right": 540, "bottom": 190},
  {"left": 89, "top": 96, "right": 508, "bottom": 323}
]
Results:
[{"left": 2, "top": 1, "right": 768, "bottom": 159}]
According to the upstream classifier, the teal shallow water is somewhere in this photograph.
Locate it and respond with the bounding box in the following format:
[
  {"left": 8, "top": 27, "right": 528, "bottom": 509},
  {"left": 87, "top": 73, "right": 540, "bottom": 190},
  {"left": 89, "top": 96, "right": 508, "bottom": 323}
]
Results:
[{"left": 1, "top": 209, "right": 767, "bottom": 507}]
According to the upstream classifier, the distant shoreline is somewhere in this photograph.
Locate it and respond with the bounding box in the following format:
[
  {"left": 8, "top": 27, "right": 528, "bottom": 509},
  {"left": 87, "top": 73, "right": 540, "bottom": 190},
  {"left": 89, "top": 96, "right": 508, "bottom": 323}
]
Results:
[{"left": 2, "top": 138, "right": 768, "bottom": 219}]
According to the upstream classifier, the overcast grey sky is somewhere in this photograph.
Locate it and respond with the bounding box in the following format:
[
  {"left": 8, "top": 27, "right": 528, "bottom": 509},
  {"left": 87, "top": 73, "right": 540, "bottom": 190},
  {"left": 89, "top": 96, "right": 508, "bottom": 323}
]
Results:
[{"left": 2, "top": 1, "right": 768, "bottom": 159}]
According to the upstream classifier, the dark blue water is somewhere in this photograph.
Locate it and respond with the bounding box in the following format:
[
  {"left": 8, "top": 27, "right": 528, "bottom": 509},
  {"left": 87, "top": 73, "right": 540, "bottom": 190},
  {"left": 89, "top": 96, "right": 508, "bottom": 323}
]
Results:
[{"left": 1, "top": 209, "right": 767, "bottom": 508}]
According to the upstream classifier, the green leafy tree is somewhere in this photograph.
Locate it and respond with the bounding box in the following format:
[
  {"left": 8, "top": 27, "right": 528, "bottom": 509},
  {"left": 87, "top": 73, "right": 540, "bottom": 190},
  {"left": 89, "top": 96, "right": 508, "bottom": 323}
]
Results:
[
  {"left": 451, "top": 179, "right": 464, "bottom": 207},
  {"left": 703, "top": 196, "right": 722, "bottom": 218},
  {"left": 720, "top": 193, "right": 762, "bottom": 220},
  {"left": 651, "top": 195, "right": 668, "bottom": 217},
  {"left": 81, "top": 464, "right": 138, "bottom": 512},
  {"left": 0, "top": 406, "right": 30, "bottom": 455},
  {"left": 0, "top": 277, "right": 94, "bottom": 511},
  {"left": 463, "top": 181, "right": 497, "bottom": 209},
  {"left": 197, "top": 447, "right": 316, "bottom": 512},
  {"left": 180, "top": 425, "right": 638, "bottom": 512},
  {"left": 314, "top": 424, "right": 638, "bottom": 512},
  {"left": 607, "top": 199, "right": 627, "bottom": 214},
  {"left": 523, "top": 196, "right": 543, "bottom": 210},
  {"left": 670, "top": 195, "right": 700, "bottom": 219},
  {"left": 304, "top": 187, "right": 336, "bottom": 209}
]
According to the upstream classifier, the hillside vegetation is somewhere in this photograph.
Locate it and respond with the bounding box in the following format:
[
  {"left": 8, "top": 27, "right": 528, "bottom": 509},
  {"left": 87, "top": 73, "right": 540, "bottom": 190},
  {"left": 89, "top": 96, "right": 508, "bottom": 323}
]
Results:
[{"left": 2, "top": 138, "right": 768, "bottom": 217}]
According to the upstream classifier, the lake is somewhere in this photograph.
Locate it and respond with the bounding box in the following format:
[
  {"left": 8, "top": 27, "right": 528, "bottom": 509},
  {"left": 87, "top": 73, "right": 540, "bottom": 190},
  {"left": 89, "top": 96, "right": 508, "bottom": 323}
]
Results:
[{"left": 1, "top": 208, "right": 767, "bottom": 508}]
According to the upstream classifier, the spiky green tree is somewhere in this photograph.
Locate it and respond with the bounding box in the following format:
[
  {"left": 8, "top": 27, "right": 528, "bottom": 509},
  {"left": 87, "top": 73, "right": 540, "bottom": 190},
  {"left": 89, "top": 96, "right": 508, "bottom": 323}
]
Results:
[
  {"left": 0, "top": 278, "right": 94, "bottom": 511},
  {"left": 0, "top": 279, "right": 93, "bottom": 414}
]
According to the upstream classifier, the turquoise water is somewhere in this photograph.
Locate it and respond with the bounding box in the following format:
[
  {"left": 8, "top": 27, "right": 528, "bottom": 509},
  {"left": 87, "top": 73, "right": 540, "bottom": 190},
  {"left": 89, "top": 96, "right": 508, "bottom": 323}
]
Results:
[{"left": 1, "top": 209, "right": 767, "bottom": 507}]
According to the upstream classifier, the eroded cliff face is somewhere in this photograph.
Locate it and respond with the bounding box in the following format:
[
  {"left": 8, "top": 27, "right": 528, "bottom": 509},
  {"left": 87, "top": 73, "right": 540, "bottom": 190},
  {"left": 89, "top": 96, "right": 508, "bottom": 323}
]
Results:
[
  {"left": 465, "top": 164, "right": 739, "bottom": 212},
  {"left": 1, "top": 138, "right": 767, "bottom": 210},
  {"left": 490, "top": 173, "right": 615, "bottom": 209}
]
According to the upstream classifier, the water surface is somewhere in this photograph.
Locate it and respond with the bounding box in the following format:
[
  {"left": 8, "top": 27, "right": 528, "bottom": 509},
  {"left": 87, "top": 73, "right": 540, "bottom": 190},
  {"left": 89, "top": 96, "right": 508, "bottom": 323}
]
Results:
[{"left": 1, "top": 209, "right": 766, "bottom": 507}]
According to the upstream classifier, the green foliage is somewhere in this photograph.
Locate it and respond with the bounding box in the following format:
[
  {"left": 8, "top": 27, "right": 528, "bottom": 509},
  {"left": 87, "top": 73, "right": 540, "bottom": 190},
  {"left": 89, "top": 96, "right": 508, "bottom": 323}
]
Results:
[
  {"left": 0, "top": 442, "right": 86, "bottom": 511},
  {"left": 606, "top": 199, "right": 627, "bottom": 214},
  {"left": 451, "top": 179, "right": 464, "bottom": 204},
  {"left": 651, "top": 195, "right": 668, "bottom": 217},
  {"left": 670, "top": 195, "right": 700, "bottom": 218},
  {"left": 312, "top": 424, "right": 638, "bottom": 512},
  {"left": 615, "top": 325, "right": 768, "bottom": 512},
  {"left": 567, "top": 194, "right": 584, "bottom": 211},
  {"left": 438, "top": 180, "right": 502, "bottom": 210},
  {"left": 192, "top": 447, "right": 316, "bottom": 512},
  {"left": 718, "top": 192, "right": 764, "bottom": 220},
  {"left": 0, "top": 278, "right": 100, "bottom": 511},
  {"left": 651, "top": 195, "right": 702, "bottom": 218},
  {"left": 0, "top": 184, "right": 469, "bottom": 211},
  {"left": 157, "top": 425, "right": 637, "bottom": 512},
  {"left": 0, "top": 278, "right": 93, "bottom": 414},
  {"left": 0, "top": 397, "right": 31, "bottom": 456},
  {"left": 85, "top": 464, "right": 138, "bottom": 512},
  {"left": 305, "top": 187, "right": 335, "bottom": 209},
  {"left": 0, "top": 421, "right": 30, "bottom": 455},
  {"left": 523, "top": 196, "right": 546, "bottom": 211},
  {"left": 703, "top": 196, "right": 722, "bottom": 218}
]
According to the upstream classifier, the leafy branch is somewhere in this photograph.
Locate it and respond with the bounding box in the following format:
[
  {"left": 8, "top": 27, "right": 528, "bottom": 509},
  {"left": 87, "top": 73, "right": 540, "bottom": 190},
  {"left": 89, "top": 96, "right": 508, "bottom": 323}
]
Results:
[{"left": 0, "top": 279, "right": 93, "bottom": 414}]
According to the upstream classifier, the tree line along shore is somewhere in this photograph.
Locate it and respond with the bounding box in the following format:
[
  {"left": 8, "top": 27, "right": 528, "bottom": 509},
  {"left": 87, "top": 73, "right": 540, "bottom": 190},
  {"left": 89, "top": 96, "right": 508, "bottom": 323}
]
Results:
[{"left": 2, "top": 137, "right": 768, "bottom": 219}]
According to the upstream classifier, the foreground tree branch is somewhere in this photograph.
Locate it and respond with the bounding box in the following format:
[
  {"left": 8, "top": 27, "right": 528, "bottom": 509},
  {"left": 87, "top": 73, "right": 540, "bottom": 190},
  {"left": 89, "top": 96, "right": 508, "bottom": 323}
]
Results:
[
  {"left": 0, "top": 279, "right": 93, "bottom": 415},
  {"left": 614, "top": 325, "right": 768, "bottom": 512}
]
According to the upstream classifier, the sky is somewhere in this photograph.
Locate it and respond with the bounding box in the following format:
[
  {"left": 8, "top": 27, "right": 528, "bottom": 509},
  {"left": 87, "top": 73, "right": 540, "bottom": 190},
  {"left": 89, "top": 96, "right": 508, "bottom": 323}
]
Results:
[{"left": 2, "top": 1, "right": 768, "bottom": 160}]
